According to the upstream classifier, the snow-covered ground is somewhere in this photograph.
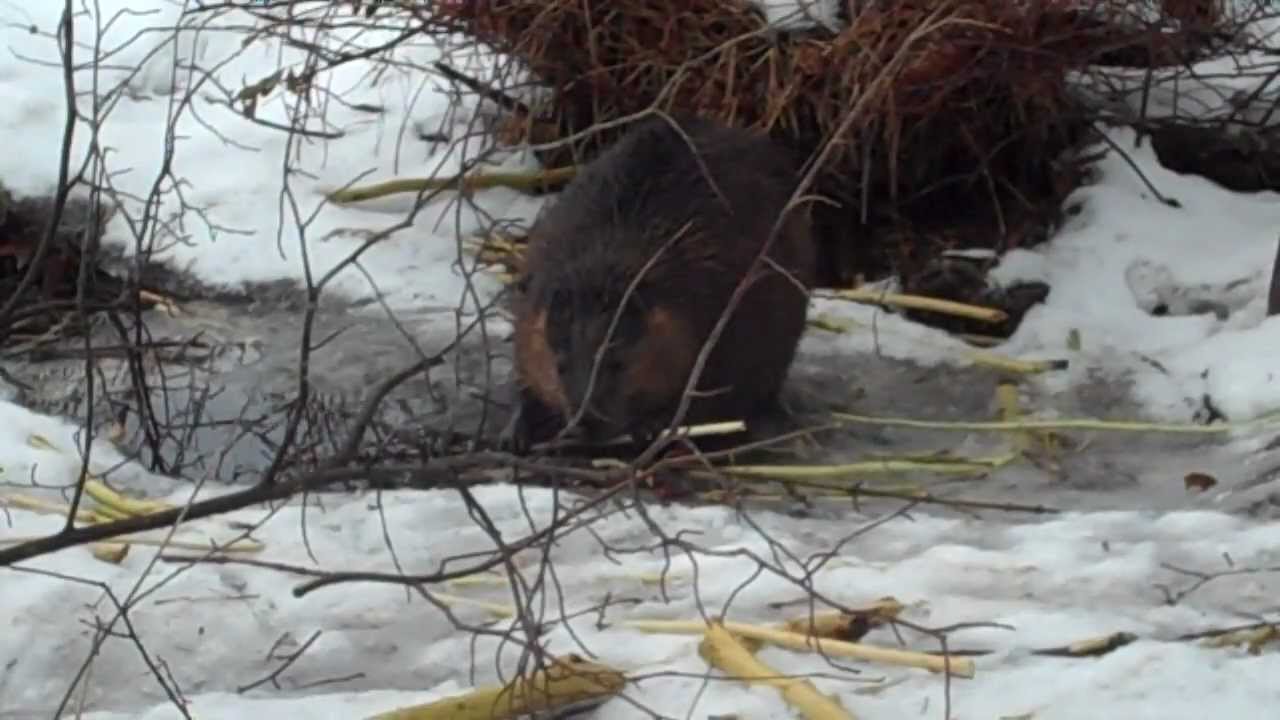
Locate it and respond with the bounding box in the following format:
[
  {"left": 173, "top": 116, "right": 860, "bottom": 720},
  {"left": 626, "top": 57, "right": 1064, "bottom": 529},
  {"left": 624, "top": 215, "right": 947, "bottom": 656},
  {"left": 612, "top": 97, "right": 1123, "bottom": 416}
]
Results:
[
  {"left": 2, "top": 2, "right": 1280, "bottom": 718},
  {"left": 0, "top": 0, "right": 542, "bottom": 315},
  {"left": 5, "top": 456, "right": 1278, "bottom": 719}
]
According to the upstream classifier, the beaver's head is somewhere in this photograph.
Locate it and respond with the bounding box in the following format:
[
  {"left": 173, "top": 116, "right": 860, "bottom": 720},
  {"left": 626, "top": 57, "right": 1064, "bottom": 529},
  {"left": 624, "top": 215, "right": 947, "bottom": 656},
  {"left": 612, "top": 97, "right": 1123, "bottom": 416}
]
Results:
[{"left": 531, "top": 278, "right": 699, "bottom": 444}]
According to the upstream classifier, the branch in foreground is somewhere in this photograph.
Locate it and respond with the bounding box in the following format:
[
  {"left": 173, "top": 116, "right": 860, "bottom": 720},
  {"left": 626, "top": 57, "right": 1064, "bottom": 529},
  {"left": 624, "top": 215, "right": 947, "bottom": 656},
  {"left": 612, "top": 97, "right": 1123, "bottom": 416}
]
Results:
[
  {"left": 0, "top": 454, "right": 537, "bottom": 566},
  {"left": 289, "top": 475, "right": 634, "bottom": 597}
]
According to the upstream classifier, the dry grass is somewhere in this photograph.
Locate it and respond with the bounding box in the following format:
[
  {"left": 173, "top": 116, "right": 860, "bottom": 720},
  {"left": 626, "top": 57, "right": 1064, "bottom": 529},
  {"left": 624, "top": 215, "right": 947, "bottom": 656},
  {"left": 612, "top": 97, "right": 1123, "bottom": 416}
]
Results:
[{"left": 427, "top": 0, "right": 1221, "bottom": 283}]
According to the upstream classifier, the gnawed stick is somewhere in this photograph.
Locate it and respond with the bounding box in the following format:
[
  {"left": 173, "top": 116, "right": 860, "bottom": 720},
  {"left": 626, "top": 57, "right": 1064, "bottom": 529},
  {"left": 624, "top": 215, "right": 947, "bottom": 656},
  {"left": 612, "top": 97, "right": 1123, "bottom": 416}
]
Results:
[
  {"left": 328, "top": 166, "right": 577, "bottom": 204},
  {"left": 716, "top": 451, "right": 1017, "bottom": 480},
  {"left": 700, "top": 622, "right": 856, "bottom": 720},
  {"left": 1032, "top": 632, "right": 1138, "bottom": 658},
  {"left": 817, "top": 287, "right": 1006, "bottom": 323},
  {"left": 831, "top": 410, "right": 1280, "bottom": 434},
  {"left": 623, "top": 618, "right": 976, "bottom": 678},
  {"left": 778, "top": 599, "right": 906, "bottom": 641},
  {"left": 364, "top": 655, "right": 625, "bottom": 720}
]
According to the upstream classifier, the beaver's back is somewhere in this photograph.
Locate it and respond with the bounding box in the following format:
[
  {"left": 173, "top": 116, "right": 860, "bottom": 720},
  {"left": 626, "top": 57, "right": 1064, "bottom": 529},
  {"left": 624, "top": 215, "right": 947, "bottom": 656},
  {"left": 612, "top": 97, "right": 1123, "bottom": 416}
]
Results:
[
  {"left": 525, "top": 114, "right": 812, "bottom": 300},
  {"left": 513, "top": 113, "right": 815, "bottom": 445}
]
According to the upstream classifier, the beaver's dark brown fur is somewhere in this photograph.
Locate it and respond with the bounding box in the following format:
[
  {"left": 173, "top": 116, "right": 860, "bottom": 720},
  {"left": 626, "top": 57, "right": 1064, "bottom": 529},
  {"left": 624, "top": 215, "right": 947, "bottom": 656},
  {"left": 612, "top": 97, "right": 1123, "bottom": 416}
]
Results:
[{"left": 508, "top": 113, "right": 816, "bottom": 449}]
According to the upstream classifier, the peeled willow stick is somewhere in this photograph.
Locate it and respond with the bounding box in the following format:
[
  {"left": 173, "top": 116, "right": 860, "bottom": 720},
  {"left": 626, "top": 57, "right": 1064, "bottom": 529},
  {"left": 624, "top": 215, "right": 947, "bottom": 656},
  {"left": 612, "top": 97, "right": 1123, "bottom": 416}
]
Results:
[
  {"left": 137, "top": 289, "right": 180, "bottom": 316},
  {"left": 817, "top": 288, "right": 1006, "bottom": 323},
  {"left": 779, "top": 599, "right": 906, "bottom": 640},
  {"left": 996, "top": 382, "right": 1033, "bottom": 456},
  {"left": 966, "top": 350, "right": 1068, "bottom": 375},
  {"left": 718, "top": 451, "right": 1017, "bottom": 480},
  {"left": 623, "top": 619, "right": 975, "bottom": 678},
  {"left": 90, "top": 542, "right": 130, "bottom": 564},
  {"left": 80, "top": 478, "right": 176, "bottom": 518},
  {"left": 578, "top": 421, "right": 747, "bottom": 463},
  {"left": 957, "top": 332, "right": 1003, "bottom": 347},
  {"left": 805, "top": 314, "right": 1065, "bottom": 376},
  {"left": 364, "top": 656, "right": 625, "bottom": 720},
  {"left": 1201, "top": 625, "right": 1279, "bottom": 654},
  {"left": 1031, "top": 632, "right": 1138, "bottom": 658},
  {"left": 699, "top": 622, "right": 855, "bottom": 720},
  {"left": 807, "top": 315, "right": 853, "bottom": 333},
  {"left": 328, "top": 165, "right": 578, "bottom": 204},
  {"left": 722, "top": 487, "right": 1059, "bottom": 514},
  {"left": 1, "top": 493, "right": 100, "bottom": 524},
  {"left": 830, "top": 411, "right": 1280, "bottom": 434},
  {"left": 422, "top": 591, "right": 516, "bottom": 619},
  {"left": 27, "top": 434, "right": 176, "bottom": 518},
  {"left": 597, "top": 420, "right": 747, "bottom": 450},
  {"left": 19, "top": 433, "right": 265, "bottom": 553},
  {"left": 464, "top": 234, "right": 526, "bottom": 261}
]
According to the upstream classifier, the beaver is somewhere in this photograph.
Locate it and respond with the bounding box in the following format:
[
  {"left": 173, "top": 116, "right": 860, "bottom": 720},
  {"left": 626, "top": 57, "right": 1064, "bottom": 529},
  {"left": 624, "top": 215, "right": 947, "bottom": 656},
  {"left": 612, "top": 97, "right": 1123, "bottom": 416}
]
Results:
[{"left": 506, "top": 113, "right": 816, "bottom": 450}]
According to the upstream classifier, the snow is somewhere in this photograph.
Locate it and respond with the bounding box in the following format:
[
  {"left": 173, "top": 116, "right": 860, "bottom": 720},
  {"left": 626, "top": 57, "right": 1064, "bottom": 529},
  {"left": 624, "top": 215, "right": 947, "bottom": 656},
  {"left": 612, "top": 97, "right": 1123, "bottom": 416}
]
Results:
[
  {"left": 748, "top": 0, "right": 843, "bottom": 31},
  {"left": 2, "top": 2, "right": 1280, "bottom": 719},
  {"left": 991, "top": 127, "right": 1280, "bottom": 422},
  {"left": 0, "top": 1, "right": 543, "bottom": 318},
  {"left": 3, "top": 432, "right": 1278, "bottom": 717}
]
